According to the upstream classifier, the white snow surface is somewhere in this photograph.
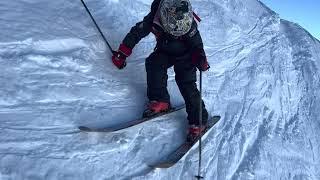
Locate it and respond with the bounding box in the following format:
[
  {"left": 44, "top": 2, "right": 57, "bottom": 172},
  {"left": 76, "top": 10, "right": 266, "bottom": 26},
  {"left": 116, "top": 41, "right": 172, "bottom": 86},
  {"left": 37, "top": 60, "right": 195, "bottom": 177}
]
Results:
[{"left": 1, "top": 0, "right": 320, "bottom": 179}]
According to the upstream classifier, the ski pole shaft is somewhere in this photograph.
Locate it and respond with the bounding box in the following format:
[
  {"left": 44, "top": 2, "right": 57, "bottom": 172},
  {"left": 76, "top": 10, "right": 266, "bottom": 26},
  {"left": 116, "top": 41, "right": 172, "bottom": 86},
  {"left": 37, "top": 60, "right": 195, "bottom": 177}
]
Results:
[
  {"left": 80, "top": 0, "right": 115, "bottom": 53},
  {"left": 196, "top": 71, "right": 204, "bottom": 179}
]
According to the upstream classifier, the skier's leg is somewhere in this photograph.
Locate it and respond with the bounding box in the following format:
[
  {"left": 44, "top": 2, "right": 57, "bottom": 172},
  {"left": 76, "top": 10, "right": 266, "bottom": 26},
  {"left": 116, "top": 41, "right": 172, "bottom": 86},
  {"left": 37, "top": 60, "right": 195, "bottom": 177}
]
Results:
[
  {"left": 173, "top": 58, "right": 208, "bottom": 126},
  {"left": 144, "top": 52, "right": 172, "bottom": 117}
]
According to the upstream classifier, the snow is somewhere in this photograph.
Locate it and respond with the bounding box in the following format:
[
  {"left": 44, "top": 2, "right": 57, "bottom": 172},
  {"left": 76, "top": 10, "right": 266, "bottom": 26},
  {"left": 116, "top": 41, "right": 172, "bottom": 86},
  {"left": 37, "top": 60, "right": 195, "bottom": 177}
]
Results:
[{"left": 1, "top": 0, "right": 320, "bottom": 179}]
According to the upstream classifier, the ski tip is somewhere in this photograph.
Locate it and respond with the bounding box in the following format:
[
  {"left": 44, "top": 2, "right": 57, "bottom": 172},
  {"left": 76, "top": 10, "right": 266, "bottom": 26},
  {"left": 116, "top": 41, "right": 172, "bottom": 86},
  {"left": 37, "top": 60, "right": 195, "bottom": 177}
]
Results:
[
  {"left": 212, "top": 115, "right": 221, "bottom": 120},
  {"left": 149, "top": 162, "right": 174, "bottom": 169},
  {"left": 195, "top": 175, "right": 204, "bottom": 179},
  {"left": 78, "top": 126, "right": 114, "bottom": 133},
  {"left": 78, "top": 126, "right": 92, "bottom": 131}
]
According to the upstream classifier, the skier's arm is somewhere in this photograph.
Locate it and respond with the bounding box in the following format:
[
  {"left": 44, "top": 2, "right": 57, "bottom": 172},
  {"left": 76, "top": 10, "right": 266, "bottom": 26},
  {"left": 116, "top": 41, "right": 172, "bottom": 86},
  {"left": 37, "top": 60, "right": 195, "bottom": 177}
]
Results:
[
  {"left": 186, "top": 22, "right": 205, "bottom": 53},
  {"left": 186, "top": 22, "right": 210, "bottom": 71},
  {"left": 112, "top": 0, "right": 161, "bottom": 69},
  {"left": 122, "top": 0, "right": 161, "bottom": 49}
]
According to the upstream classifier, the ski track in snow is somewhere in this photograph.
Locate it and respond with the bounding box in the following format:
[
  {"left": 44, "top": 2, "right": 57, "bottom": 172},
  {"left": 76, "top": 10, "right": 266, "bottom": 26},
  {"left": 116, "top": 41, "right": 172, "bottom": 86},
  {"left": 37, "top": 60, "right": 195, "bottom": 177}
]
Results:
[{"left": 1, "top": 0, "right": 320, "bottom": 179}]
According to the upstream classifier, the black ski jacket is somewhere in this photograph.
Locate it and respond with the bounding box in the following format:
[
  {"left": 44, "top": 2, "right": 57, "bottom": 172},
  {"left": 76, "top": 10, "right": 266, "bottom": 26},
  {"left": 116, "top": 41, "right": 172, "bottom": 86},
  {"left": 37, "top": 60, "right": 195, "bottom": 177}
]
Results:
[{"left": 122, "top": 0, "right": 206, "bottom": 57}]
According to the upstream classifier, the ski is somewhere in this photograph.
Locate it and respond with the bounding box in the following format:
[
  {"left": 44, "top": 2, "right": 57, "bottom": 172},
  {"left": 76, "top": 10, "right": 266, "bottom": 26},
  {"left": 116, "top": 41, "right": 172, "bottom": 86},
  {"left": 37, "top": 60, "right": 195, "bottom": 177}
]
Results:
[
  {"left": 150, "top": 115, "right": 221, "bottom": 168},
  {"left": 78, "top": 105, "right": 185, "bottom": 132}
]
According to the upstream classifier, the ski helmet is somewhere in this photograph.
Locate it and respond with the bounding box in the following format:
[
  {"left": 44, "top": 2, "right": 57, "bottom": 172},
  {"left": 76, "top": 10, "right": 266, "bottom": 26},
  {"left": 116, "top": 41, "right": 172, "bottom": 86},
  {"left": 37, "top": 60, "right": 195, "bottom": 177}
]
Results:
[{"left": 159, "top": 0, "right": 193, "bottom": 37}]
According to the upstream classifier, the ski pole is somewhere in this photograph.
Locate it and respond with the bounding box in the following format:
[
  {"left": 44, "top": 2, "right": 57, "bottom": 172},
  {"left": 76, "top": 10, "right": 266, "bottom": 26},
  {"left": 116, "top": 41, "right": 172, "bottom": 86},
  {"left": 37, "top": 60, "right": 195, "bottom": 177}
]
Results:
[
  {"left": 195, "top": 71, "right": 204, "bottom": 179},
  {"left": 80, "top": 0, "right": 115, "bottom": 54}
]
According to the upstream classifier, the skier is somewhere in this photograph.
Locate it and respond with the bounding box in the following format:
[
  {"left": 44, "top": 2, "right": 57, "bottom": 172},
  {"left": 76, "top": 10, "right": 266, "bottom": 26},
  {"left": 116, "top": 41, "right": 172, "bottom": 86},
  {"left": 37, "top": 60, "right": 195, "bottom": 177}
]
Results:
[{"left": 111, "top": 0, "right": 210, "bottom": 141}]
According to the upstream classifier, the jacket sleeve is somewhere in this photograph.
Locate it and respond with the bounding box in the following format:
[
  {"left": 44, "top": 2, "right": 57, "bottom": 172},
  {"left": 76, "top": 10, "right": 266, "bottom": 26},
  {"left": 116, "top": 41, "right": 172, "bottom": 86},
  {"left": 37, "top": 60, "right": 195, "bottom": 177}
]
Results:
[
  {"left": 185, "top": 21, "right": 206, "bottom": 55},
  {"left": 186, "top": 22, "right": 210, "bottom": 70},
  {"left": 122, "top": 0, "right": 161, "bottom": 49}
]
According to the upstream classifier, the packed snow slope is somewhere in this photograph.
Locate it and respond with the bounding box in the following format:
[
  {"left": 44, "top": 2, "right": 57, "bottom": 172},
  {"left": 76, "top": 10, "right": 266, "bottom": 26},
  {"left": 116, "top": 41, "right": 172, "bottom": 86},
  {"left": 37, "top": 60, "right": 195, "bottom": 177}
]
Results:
[{"left": 1, "top": 0, "right": 320, "bottom": 179}]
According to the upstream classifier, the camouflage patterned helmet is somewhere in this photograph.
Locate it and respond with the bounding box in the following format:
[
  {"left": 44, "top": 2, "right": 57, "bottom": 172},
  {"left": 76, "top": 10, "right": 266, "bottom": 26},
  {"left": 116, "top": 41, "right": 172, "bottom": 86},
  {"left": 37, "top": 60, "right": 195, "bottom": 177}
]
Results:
[{"left": 159, "top": 0, "right": 193, "bottom": 37}]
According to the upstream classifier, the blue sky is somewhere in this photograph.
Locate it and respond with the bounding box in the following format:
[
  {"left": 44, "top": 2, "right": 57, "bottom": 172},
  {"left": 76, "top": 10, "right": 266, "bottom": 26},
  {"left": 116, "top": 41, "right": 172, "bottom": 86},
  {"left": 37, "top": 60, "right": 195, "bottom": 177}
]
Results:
[{"left": 261, "top": 0, "right": 320, "bottom": 40}]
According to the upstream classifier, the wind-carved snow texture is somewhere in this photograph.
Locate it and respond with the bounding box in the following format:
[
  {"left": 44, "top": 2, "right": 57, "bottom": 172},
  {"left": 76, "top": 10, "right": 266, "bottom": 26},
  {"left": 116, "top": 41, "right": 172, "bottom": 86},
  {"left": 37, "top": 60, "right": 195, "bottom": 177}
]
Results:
[{"left": 0, "top": 0, "right": 319, "bottom": 179}]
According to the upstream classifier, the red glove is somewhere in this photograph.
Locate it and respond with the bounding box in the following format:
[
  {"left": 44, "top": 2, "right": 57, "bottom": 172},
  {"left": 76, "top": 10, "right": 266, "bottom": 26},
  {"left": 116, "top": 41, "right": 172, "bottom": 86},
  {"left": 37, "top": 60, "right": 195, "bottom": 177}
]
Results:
[
  {"left": 191, "top": 49, "right": 210, "bottom": 71},
  {"left": 112, "top": 44, "right": 132, "bottom": 69}
]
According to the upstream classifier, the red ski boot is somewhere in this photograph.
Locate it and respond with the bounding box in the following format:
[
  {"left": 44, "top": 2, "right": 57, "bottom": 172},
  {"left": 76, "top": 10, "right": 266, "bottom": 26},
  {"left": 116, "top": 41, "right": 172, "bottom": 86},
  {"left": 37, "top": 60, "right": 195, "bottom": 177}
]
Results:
[
  {"left": 143, "top": 101, "right": 170, "bottom": 118},
  {"left": 187, "top": 124, "right": 208, "bottom": 142}
]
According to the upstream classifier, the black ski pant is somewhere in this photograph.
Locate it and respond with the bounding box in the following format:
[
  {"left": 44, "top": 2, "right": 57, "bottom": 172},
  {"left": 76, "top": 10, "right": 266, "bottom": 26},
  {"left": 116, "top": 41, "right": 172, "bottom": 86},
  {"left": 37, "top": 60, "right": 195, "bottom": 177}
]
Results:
[{"left": 145, "top": 51, "right": 208, "bottom": 125}]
